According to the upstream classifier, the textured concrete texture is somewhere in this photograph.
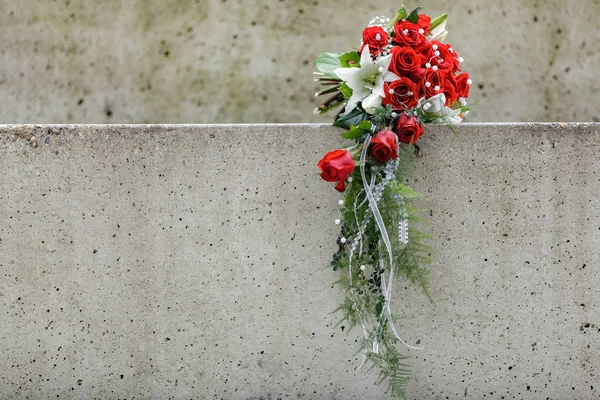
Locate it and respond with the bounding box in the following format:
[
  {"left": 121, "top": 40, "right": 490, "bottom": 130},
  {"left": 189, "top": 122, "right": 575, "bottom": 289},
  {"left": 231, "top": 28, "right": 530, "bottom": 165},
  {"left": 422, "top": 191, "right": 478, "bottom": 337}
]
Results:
[
  {"left": 0, "top": 1, "right": 599, "bottom": 124},
  {"left": 1, "top": 123, "right": 600, "bottom": 399}
]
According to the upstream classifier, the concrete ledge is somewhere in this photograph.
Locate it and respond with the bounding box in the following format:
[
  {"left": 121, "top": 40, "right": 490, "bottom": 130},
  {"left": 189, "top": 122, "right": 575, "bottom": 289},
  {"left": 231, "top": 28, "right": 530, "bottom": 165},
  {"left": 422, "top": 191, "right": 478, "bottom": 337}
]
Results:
[{"left": 1, "top": 124, "right": 599, "bottom": 399}]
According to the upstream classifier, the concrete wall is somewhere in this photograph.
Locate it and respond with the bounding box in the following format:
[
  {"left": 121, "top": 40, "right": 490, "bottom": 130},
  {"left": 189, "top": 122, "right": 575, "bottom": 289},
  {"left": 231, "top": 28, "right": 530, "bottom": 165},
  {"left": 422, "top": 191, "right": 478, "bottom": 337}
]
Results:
[
  {"left": 1, "top": 123, "right": 599, "bottom": 399},
  {"left": 0, "top": 1, "right": 599, "bottom": 124}
]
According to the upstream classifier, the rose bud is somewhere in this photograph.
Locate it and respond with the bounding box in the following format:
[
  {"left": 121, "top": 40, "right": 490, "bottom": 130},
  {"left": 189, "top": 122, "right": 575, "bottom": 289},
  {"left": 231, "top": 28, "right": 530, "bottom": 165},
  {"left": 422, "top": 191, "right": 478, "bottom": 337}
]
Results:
[
  {"left": 396, "top": 114, "right": 424, "bottom": 144},
  {"left": 370, "top": 130, "right": 399, "bottom": 163},
  {"left": 360, "top": 26, "right": 389, "bottom": 56},
  {"left": 417, "top": 14, "right": 431, "bottom": 34},
  {"left": 317, "top": 149, "right": 356, "bottom": 192}
]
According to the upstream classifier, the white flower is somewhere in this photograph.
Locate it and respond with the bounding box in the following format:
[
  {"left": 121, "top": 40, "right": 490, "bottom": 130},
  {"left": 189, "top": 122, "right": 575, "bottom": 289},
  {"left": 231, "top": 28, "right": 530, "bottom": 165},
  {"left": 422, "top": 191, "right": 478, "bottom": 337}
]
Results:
[
  {"left": 419, "top": 94, "right": 464, "bottom": 123},
  {"left": 445, "top": 106, "right": 463, "bottom": 122},
  {"left": 334, "top": 45, "right": 400, "bottom": 114},
  {"left": 447, "top": 113, "right": 463, "bottom": 123},
  {"left": 419, "top": 93, "right": 446, "bottom": 116},
  {"left": 362, "top": 93, "right": 382, "bottom": 114},
  {"left": 429, "top": 21, "right": 448, "bottom": 42},
  {"left": 460, "top": 98, "right": 470, "bottom": 117}
]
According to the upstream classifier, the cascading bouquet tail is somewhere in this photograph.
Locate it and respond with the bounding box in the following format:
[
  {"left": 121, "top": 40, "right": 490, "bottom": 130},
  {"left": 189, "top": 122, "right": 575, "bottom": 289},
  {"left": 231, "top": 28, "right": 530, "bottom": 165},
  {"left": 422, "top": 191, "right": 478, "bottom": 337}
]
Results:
[{"left": 314, "top": 5, "right": 471, "bottom": 398}]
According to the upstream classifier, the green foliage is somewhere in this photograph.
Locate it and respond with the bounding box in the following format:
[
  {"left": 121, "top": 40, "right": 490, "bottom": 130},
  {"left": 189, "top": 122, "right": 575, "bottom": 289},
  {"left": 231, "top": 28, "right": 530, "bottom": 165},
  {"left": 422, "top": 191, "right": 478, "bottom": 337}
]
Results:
[
  {"left": 333, "top": 106, "right": 369, "bottom": 130},
  {"left": 315, "top": 51, "right": 360, "bottom": 79},
  {"left": 453, "top": 101, "right": 472, "bottom": 114},
  {"left": 369, "top": 104, "right": 395, "bottom": 130},
  {"left": 329, "top": 146, "right": 433, "bottom": 398},
  {"left": 313, "top": 92, "right": 345, "bottom": 116},
  {"left": 341, "top": 120, "right": 372, "bottom": 139},
  {"left": 429, "top": 13, "right": 448, "bottom": 31},
  {"left": 358, "top": 326, "right": 412, "bottom": 398},
  {"left": 388, "top": 7, "right": 408, "bottom": 28},
  {"left": 339, "top": 51, "right": 361, "bottom": 67},
  {"left": 316, "top": 85, "right": 342, "bottom": 97},
  {"left": 389, "top": 182, "right": 423, "bottom": 201},
  {"left": 314, "top": 52, "right": 343, "bottom": 79},
  {"left": 339, "top": 83, "right": 353, "bottom": 100},
  {"left": 407, "top": 6, "right": 423, "bottom": 24}
]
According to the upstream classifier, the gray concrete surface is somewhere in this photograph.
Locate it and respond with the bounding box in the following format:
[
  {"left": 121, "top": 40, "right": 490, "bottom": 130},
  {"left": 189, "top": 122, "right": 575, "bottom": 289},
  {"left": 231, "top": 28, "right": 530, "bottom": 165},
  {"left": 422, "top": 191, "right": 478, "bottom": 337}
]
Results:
[
  {"left": 0, "top": 1, "right": 599, "bottom": 124},
  {"left": 1, "top": 123, "right": 599, "bottom": 399}
]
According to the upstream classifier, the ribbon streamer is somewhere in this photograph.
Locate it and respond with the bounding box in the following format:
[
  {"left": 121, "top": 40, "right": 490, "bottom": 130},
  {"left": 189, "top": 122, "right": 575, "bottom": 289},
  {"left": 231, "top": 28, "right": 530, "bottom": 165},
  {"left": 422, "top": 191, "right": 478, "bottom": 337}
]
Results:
[
  {"left": 348, "top": 133, "right": 422, "bottom": 367},
  {"left": 359, "top": 134, "right": 422, "bottom": 353}
]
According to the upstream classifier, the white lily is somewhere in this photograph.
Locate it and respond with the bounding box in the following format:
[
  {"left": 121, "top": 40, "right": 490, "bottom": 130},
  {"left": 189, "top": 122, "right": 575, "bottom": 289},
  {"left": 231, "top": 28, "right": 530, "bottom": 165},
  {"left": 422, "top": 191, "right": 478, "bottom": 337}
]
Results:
[
  {"left": 446, "top": 111, "right": 463, "bottom": 124},
  {"left": 334, "top": 45, "right": 400, "bottom": 114},
  {"left": 362, "top": 93, "right": 383, "bottom": 114},
  {"left": 429, "top": 21, "right": 448, "bottom": 42}
]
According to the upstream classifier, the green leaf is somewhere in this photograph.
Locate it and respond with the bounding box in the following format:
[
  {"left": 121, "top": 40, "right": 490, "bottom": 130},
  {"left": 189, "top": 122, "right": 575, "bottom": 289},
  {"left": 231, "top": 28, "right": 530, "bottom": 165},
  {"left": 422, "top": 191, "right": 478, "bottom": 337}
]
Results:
[
  {"left": 333, "top": 107, "right": 369, "bottom": 130},
  {"left": 314, "top": 52, "right": 343, "bottom": 79},
  {"left": 341, "top": 126, "right": 364, "bottom": 140},
  {"left": 341, "top": 120, "right": 372, "bottom": 139},
  {"left": 389, "top": 6, "right": 408, "bottom": 27},
  {"left": 456, "top": 104, "right": 471, "bottom": 113},
  {"left": 358, "top": 120, "right": 372, "bottom": 130},
  {"left": 339, "top": 83, "right": 353, "bottom": 100},
  {"left": 389, "top": 182, "right": 424, "bottom": 200},
  {"left": 444, "top": 121, "right": 458, "bottom": 135},
  {"left": 339, "top": 51, "right": 360, "bottom": 68},
  {"left": 316, "top": 85, "right": 342, "bottom": 97},
  {"left": 407, "top": 6, "right": 423, "bottom": 24},
  {"left": 429, "top": 13, "right": 448, "bottom": 31}
]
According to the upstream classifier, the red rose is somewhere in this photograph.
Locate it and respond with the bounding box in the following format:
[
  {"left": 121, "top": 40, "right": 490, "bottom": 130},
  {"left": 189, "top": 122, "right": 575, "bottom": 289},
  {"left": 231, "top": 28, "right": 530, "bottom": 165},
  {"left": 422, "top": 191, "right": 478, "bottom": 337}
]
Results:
[
  {"left": 392, "top": 21, "right": 429, "bottom": 54},
  {"left": 419, "top": 70, "right": 445, "bottom": 98},
  {"left": 407, "top": 66, "right": 427, "bottom": 86},
  {"left": 396, "top": 114, "right": 424, "bottom": 144},
  {"left": 318, "top": 149, "right": 355, "bottom": 192},
  {"left": 360, "top": 26, "right": 389, "bottom": 56},
  {"left": 429, "top": 41, "right": 460, "bottom": 72},
  {"left": 443, "top": 72, "right": 459, "bottom": 106},
  {"left": 417, "top": 14, "right": 431, "bottom": 34},
  {"left": 389, "top": 46, "right": 421, "bottom": 76},
  {"left": 382, "top": 78, "right": 418, "bottom": 110},
  {"left": 370, "top": 130, "right": 398, "bottom": 162},
  {"left": 415, "top": 41, "right": 435, "bottom": 66},
  {"left": 455, "top": 73, "right": 471, "bottom": 98},
  {"left": 446, "top": 44, "right": 461, "bottom": 72}
]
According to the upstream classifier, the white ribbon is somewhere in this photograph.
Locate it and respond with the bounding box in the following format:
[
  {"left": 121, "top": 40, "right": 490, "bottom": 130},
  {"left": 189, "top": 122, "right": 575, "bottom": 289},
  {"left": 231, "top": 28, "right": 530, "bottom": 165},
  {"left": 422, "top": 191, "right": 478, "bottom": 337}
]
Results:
[
  {"left": 361, "top": 135, "right": 422, "bottom": 352},
  {"left": 347, "top": 133, "right": 421, "bottom": 368}
]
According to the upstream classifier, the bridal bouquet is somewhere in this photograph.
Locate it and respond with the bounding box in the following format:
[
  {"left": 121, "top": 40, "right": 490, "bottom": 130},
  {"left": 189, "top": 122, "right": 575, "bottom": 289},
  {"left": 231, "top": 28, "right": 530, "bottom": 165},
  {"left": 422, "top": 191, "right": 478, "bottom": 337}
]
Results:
[{"left": 314, "top": 5, "right": 471, "bottom": 397}]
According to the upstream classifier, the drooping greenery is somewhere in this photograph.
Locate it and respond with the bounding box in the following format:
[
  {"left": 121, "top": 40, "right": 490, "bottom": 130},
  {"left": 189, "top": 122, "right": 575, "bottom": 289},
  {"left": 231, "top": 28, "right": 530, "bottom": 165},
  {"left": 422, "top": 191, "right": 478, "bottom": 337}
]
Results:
[{"left": 330, "top": 135, "right": 432, "bottom": 399}]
